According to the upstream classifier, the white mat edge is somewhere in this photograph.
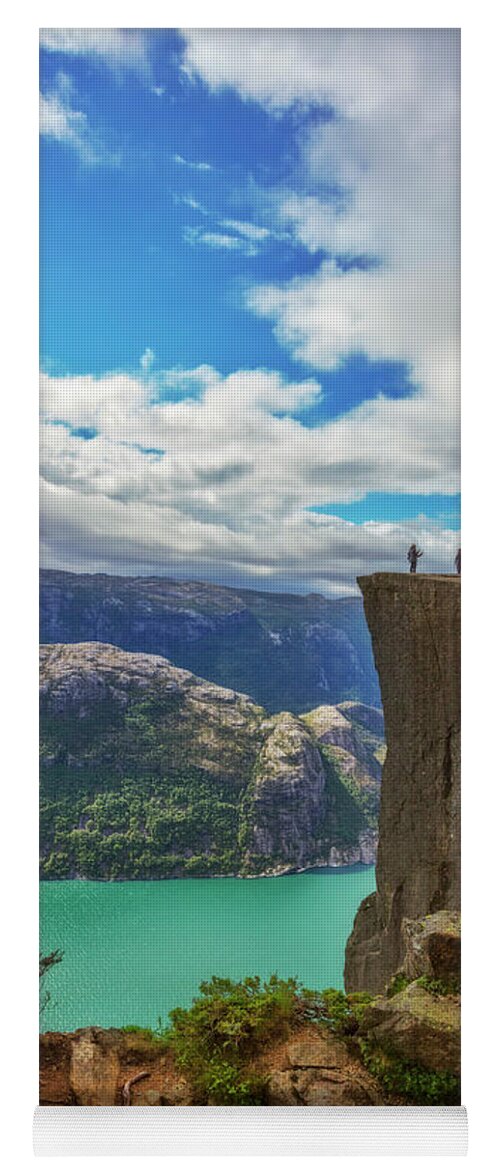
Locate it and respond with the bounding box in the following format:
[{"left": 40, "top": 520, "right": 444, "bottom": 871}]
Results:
[{"left": 34, "top": 1105, "right": 468, "bottom": 1156}]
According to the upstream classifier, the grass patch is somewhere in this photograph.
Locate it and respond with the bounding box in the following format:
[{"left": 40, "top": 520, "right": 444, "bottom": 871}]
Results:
[
  {"left": 417, "top": 974, "right": 461, "bottom": 997},
  {"left": 358, "top": 1039, "right": 460, "bottom": 1105},
  {"left": 386, "top": 972, "right": 411, "bottom": 998}
]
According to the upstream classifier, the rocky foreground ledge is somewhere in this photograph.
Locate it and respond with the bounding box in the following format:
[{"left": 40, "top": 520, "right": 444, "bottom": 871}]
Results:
[
  {"left": 40, "top": 1025, "right": 383, "bottom": 1108},
  {"left": 40, "top": 910, "right": 460, "bottom": 1107}
]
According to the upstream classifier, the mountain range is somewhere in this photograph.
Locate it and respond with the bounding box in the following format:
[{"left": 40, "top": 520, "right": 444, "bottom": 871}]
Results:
[{"left": 40, "top": 570, "right": 381, "bottom": 714}]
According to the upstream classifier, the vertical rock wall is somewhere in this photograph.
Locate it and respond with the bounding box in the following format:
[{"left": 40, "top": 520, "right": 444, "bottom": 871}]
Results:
[{"left": 345, "top": 574, "right": 460, "bottom": 994}]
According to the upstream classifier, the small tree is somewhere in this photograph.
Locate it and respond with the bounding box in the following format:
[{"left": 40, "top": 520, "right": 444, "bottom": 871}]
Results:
[{"left": 39, "top": 949, "right": 63, "bottom": 1015}]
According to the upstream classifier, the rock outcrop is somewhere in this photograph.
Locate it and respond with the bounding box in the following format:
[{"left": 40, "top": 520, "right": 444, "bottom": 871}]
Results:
[
  {"left": 327, "top": 829, "right": 378, "bottom": 868},
  {"left": 262, "top": 1031, "right": 383, "bottom": 1106},
  {"left": 248, "top": 713, "right": 327, "bottom": 867},
  {"left": 402, "top": 911, "right": 461, "bottom": 984},
  {"left": 362, "top": 983, "right": 460, "bottom": 1076},
  {"left": 358, "top": 908, "right": 461, "bottom": 1077},
  {"left": 345, "top": 574, "right": 460, "bottom": 994},
  {"left": 40, "top": 1028, "right": 194, "bottom": 1107},
  {"left": 40, "top": 1025, "right": 383, "bottom": 1108},
  {"left": 301, "top": 704, "right": 382, "bottom": 781}
]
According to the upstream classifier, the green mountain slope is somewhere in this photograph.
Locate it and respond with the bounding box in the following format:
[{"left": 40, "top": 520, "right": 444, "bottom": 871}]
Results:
[{"left": 40, "top": 642, "right": 383, "bottom": 880}]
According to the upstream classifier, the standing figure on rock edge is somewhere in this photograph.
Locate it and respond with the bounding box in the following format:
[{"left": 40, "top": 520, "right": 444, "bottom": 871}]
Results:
[{"left": 407, "top": 544, "right": 424, "bottom": 573}]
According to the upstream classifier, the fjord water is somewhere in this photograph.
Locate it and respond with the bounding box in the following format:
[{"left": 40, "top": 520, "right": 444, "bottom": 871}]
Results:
[{"left": 40, "top": 867, "right": 375, "bottom": 1033}]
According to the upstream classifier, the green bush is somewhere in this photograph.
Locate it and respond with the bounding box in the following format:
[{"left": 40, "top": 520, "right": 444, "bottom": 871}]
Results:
[
  {"left": 166, "top": 975, "right": 300, "bottom": 1103},
  {"left": 295, "top": 986, "right": 373, "bottom": 1033},
  {"left": 358, "top": 1039, "right": 460, "bottom": 1105},
  {"left": 200, "top": 1059, "right": 265, "bottom": 1105},
  {"left": 162, "top": 975, "right": 377, "bottom": 1104},
  {"left": 386, "top": 972, "right": 411, "bottom": 998},
  {"left": 120, "top": 975, "right": 457, "bottom": 1106},
  {"left": 417, "top": 974, "right": 461, "bottom": 997}
]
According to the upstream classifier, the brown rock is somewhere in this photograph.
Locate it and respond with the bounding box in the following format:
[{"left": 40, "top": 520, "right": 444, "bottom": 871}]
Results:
[
  {"left": 363, "top": 982, "right": 460, "bottom": 1075},
  {"left": 69, "top": 1029, "right": 120, "bottom": 1105},
  {"left": 402, "top": 912, "right": 461, "bottom": 983},
  {"left": 266, "top": 1070, "right": 301, "bottom": 1105},
  {"left": 265, "top": 1031, "right": 383, "bottom": 1105},
  {"left": 39, "top": 1032, "right": 74, "bottom": 1105},
  {"left": 133, "top": 1089, "right": 163, "bottom": 1106},
  {"left": 345, "top": 574, "right": 460, "bottom": 994},
  {"left": 266, "top": 1063, "right": 382, "bottom": 1106},
  {"left": 287, "top": 1036, "right": 352, "bottom": 1069},
  {"left": 163, "top": 1077, "right": 195, "bottom": 1106},
  {"left": 295, "top": 1069, "right": 380, "bottom": 1106}
]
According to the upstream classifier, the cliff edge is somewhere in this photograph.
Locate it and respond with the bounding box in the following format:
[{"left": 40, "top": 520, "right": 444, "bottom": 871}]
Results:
[{"left": 345, "top": 574, "right": 460, "bottom": 994}]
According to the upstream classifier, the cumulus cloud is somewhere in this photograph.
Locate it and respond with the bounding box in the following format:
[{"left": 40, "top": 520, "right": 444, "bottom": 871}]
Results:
[
  {"left": 181, "top": 29, "right": 460, "bottom": 455},
  {"left": 39, "top": 32, "right": 460, "bottom": 593},
  {"left": 180, "top": 28, "right": 456, "bottom": 118},
  {"left": 40, "top": 364, "right": 459, "bottom": 593},
  {"left": 40, "top": 28, "right": 150, "bottom": 77}
]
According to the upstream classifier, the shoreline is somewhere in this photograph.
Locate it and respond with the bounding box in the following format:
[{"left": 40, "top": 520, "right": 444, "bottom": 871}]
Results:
[{"left": 39, "top": 859, "right": 376, "bottom": 884}]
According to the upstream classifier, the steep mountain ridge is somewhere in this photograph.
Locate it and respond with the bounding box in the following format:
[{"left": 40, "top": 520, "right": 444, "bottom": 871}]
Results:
[
  {"left": 40, "top": 641, "right": 383, "bottom": 879},
  {"left": 40, "top": 570, "right": 380, "bottom": 713}
]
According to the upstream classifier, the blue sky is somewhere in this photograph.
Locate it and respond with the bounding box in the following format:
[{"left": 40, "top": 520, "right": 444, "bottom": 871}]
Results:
[{"left": 40, "top": 29, "right": 460, "bottom": 594}]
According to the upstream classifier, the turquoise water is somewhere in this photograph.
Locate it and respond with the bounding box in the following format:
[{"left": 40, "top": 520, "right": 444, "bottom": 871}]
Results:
[{"left": 40, "top": 867, "right": 375, "bottom": 1032}]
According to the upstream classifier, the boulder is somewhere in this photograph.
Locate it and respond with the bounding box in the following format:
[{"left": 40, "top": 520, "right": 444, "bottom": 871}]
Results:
[
  {"left": 362, "top": 982, "right": 460, "bottom": 1075},
  {"left": 402, "top": 912, "right": 461, "bottom": 983},
  {"left": 69, "top": 1029, "right": 120, "bottom": 1106},
  {"left": 265, "top": 1031, "right": 383, "bottom": 1105},
  {"left": 133, "top": 1089, "right": 163, "bottom": 1106}
]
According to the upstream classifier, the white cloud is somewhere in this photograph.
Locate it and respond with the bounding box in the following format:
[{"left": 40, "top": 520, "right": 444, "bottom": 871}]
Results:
[
  {"left": 173, "top": 154, "right": 212, "bottom": 172},
  {"left": 40, "top": 364, "right": 459, "bottom": 593},
  {"left": 183, "top": 218, "right": 273, "bottom": 257},
  {"left": 178, "top": 195, "right": 207, "bottom": 214},
  {"left": 180, "top": 28, "right": 455, "bottom": 118},
  {"left": 221, "top": 219, "right": 270, "bottom": 242},
  {"left": 183, "top": 226, "right": 258, "bottom": 256},
  {"left": 181, "top": 29, "right": 460, "bottom": 465},
  {"left": 140, "top": 348, "right": 155, "bottom": 374},
  {"left": 39, "top": 32, "right": 460, "bottom": 593},
  {"left": 39, "top": 73, "right": 117, "bottom": 165},
  {"left": 40, "top": 29, "right": 150, "bottom": 77}
]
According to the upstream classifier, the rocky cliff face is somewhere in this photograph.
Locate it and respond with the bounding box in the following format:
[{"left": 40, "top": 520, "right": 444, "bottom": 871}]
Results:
[
  {"left": 40, "top": 570, "right": 380, "bottom": 713},
  {"left": 248, "top": 713, "right": 327, "bottom": 868},
  {"left": 345, "top": 574, "right": 460, "bottom": 994},
  {"left": 40, "top": 642, "right": 383, "bottom": 879}
]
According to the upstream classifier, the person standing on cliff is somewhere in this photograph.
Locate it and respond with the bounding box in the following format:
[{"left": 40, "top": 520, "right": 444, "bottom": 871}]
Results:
[
  {"left": 455, "top": 547, "right": 461, "bottom": 574},
  {"left": 407, "top": 544, "right": 423, "bottom": 573}
]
